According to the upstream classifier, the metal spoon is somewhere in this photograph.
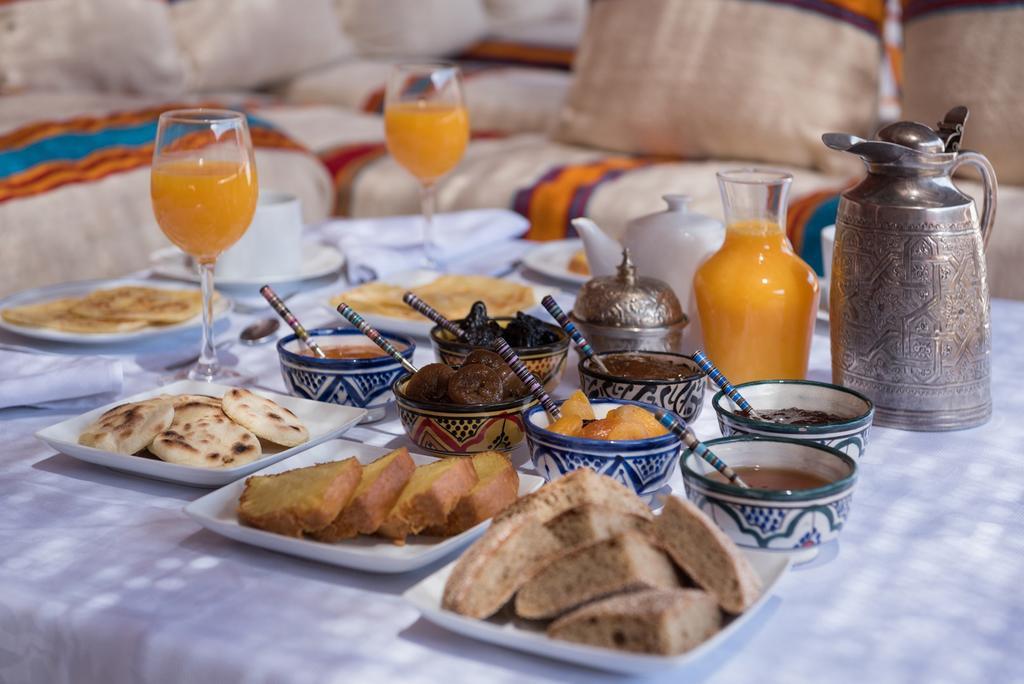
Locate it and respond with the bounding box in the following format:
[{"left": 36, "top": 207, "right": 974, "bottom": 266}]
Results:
[{"left": 164, "top": 318, "right": 280, "bottom": 370}]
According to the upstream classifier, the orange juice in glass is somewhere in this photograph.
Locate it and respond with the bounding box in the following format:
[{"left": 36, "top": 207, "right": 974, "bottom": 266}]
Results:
[
  {"left": 151, "top": 109, "right": 257, "bottom": 382},
  {"left": 384, "top": 63, "right": 469, "bottom": 269},
  {"left": 693, "top": 170, "right": 819, "bottom": 384}
]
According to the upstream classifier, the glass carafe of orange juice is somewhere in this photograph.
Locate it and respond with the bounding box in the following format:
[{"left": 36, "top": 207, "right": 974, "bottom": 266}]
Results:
[{"left": 693, "top": 170, "right": 819, "bottom": 384}]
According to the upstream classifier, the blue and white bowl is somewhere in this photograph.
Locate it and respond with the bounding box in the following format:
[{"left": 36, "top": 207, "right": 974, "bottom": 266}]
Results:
[
  {"left": 277, "top": 327, "right": 416, "bottom": 423},
  {"left": 713, "top": 380, "right": 874, "bottom": 459},
  {"left": 579, "top": 350, "right": 706, "bottom": 423},
  {"left": 680, "top": 436, "right": 857, "bottom": 560},
  {"left": 524, "top": 398, "right": 682, "bottom": 503}
]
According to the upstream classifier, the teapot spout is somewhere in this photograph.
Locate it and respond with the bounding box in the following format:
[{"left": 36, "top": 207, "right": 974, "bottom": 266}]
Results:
[{"left": 571, "top": 217, "right": 623, "bottom": 277}]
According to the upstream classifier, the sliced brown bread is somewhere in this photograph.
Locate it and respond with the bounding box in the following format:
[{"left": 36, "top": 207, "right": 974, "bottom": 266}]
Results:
[
  {"left": 547, "top": 588, "right": 722, "bottom": 655},
  {"left": 376, "top": 457, "right": 478, "bottom": 542},
  {"left": 655, "top": 496, "right": 762, "bottom": 614},
  {"left": 237, "top": 458, "right": 362, "bottom": 537},
  {"left": 310, "top": 447, "right": 416, "bottom": 542},
  {"left": 442, "top": 469, "right": 652, "bottom": 619},
  {"left": 545, "top": 503, "right": 654, "bottom": 548},
  {"left": 514, "top": 531, "right": 681, "bottom": 620},
  {"left": 424, "top": 451, "right": 520, "bottom": 537}
]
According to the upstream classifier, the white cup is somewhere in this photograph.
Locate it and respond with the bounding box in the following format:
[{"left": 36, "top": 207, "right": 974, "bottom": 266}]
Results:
[
  {"left": 820, "top": 224, "right": 836, "bottom": 307},
  {"left": 217, "top": 191, "right": 303, "bottom": 280}
]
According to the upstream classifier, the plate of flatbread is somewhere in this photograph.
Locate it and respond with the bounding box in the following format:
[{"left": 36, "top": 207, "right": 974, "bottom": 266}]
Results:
[
  {"left": 0, "top": 278, "right": 232, "bottom": 344},
  {"left": 35, "top": 380, "right": 366, "bottom": 487},
  {"left": 328, "top": 270, "right": 561, "bottom": 338}
]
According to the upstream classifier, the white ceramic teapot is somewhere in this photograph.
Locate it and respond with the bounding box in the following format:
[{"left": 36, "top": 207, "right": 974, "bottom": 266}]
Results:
[{"left": 573, "top": 195, "right": 724, "bottom": 351}]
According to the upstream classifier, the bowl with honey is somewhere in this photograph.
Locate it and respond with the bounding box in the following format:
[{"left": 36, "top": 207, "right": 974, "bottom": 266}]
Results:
[
  {"left": 712, "top": 379, "right": 874, "bottom": 459},
  {"left": 523, "top": 392, "right": 682, "bottom": 502},
  {"left": 579, "top": 350, "right": 706, "bottom": 423},
  {"left": 680, "top": 436, "right": 858, "bottom": 558},
  {"left": 277, "top": 327, "right": 416, "bottom": 422}
]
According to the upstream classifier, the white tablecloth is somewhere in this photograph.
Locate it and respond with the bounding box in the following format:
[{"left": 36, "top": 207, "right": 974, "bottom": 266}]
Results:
[{"left": 1, "top": 257, "right": 1022, "bottom": 684}]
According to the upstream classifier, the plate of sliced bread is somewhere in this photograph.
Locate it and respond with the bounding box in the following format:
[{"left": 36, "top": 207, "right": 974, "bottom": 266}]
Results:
[
  {"left": 403, "top": 469, "right": 790, "bottom": 674},
  {"left": 35, "top": 380, "right": 366, "bottom": 487},
  {"left": 184, "top": 440, "right": 546, "bottom": 573}
]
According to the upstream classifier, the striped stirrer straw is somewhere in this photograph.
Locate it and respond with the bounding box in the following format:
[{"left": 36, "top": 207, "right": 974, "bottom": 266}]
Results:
[
  {"left": 402, "top": 292, "right": 468, "bottom": 340},
  {"left": 491, "top": 338, "right": 561, "bottom": 420},
  {"left": 691, "top": 349, "right": 766, "bottom": 421},
  {"left": 260, "top": 285, "right": 325, "bottom": 359},
  {"left": 541, "top": 295, "right": 609, "bottom": 373},
  {"left": 653, "top": 408, "right": 750, "bottom": 489},
  {"left": 336, "top": 303, "right": 418, "bottom": 375}
]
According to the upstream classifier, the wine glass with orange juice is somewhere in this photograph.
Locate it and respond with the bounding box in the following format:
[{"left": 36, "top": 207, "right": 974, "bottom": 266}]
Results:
[
  {"left": 151, "top": 109, "right": 258, "bottom": 382},
  {"left": 384, "top": 63, "right": 469, "bottom": 269},
  {"left": 694, "top": 170, "right": 819, "bottom": 384}
]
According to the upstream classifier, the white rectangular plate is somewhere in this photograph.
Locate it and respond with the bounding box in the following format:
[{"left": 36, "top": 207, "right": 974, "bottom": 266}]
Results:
[
  {"left": 0, "top": 278, "right": 232, "bottom": 344},
  {"left": 35, "top": 380, "right": 366, "bottom": 487},
  {"left": 184, "top": 439, "right": 546, "bottom": 573},
  {"left": 326, "top": 269, "right": 561, "bottom": 338},
  {"left": 403, "top": 549, "right": 790, "bottom": 674}
]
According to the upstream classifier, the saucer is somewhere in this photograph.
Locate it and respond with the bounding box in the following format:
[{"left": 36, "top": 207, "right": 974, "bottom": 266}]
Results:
[{"left": 151, "top": 243, "right": 345, "bottom": 287}]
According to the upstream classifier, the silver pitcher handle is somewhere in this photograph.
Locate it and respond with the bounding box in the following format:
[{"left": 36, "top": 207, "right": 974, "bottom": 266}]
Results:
[{"left": 952, "top": 151, "right": 998, "bottom": 249}]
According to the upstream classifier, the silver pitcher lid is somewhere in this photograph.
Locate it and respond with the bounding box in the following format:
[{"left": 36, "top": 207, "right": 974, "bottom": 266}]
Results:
[
  {"left": 823, "top": 106, "right": 969, "bottom": 166},
  {"left": 572, "top": 249, "right": 686, "bottom": 329}
]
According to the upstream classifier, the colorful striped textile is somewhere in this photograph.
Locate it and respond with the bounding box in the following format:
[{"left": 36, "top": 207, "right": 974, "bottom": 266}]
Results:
[
  {"left": 0, "top": 104, "right": 306, "bottom": 204},
  {"left": 456, "top": 39, "right": 575, "bottom": 70},
  {"left": 786, "top": 187, "right": 846, "bottom": 275},
  {"left": 318, "top": 131, "right": 506, "bottom": 216},
  {"left": 360, "top": 64, "right": 501, "bottom": 115},
  {"left": 902, "top": 0, "right": 1022, "bottom": 21},
  {"left": 512, "top": 157, "right": 674, "bottom": 241},
  {"left": 754, "top": 0, "right": 886, "bottom": 34}
]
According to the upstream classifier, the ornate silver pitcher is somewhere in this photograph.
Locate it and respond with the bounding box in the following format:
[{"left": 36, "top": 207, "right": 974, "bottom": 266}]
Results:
[{"left": 823, "top": 107, "right": 997, "bottom": 431}]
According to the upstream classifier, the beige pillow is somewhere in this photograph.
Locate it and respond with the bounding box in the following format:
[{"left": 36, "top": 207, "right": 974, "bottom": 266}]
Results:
[
  {"left": 554, "top": 0, "right": 884, "bottom": 173},
  {"left": 0, "top": 0, "right": 185, "bottom": 96},
  {"left": 336, "top": 0, "right": 489, "bottom": 57},
  {"left": 483, "top": 0, "right": 586, "bottom": 26},
  {"left": 903, "top": 4, "right": 1024, "bottom": 186},
  {"left": 171, "top": 0, "right": 354, "bottom": 92}
]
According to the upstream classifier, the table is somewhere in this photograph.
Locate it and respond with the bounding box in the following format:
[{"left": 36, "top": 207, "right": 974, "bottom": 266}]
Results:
[{"left": 1, "top": 260, "right": 1022, "bottom": 684}]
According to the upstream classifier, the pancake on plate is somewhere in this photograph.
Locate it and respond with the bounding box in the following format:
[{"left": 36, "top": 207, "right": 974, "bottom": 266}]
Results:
[
  {"left": 331, "top": 275, "right": 535, "bottom": 321},
  {"left": 71, "top": 286, "right": 201, "bottom": 323},
  {"left": 1, "top": 297, "right": 148, "bottom": 333}
]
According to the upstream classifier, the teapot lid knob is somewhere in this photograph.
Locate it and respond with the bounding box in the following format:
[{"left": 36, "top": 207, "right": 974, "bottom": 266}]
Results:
[
  {"left": 877, "top": 121, "right": 946, "bottom": 153},
  {"left": 662, "top": 194, "right": 691, "bottom": 211}
]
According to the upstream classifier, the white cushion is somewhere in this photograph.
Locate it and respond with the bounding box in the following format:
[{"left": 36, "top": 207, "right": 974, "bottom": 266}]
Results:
[{"left": 335, "top": 0, "right": 489, "bottom": 57}]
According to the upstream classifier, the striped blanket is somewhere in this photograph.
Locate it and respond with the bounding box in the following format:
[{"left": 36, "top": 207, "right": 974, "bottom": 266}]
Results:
[{"left": 0, "top": 104, "right": 306, "bottom": 204}]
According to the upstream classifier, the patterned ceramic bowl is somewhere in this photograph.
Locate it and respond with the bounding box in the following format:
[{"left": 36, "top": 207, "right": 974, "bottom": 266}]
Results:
[
  {"left": 523, "top": 398, "right": 682, "bottom": 503},
  {"left": 277, "top": 328, "right": 416, "bottom": 423},
  {"left": 430, "top": 317, "right": 570, "bottom": 393},
  {"left": 680, "top": 436, "right": 858, "bottom": 559},
  {"left": 713, "top": 380, "right": 874, "bottom": 459},
  {"left": 578, "top": 350, "right": 706, "bottom": 423},
  {"left": 392, "top": 373, "right": 538, "bottom": 457}
]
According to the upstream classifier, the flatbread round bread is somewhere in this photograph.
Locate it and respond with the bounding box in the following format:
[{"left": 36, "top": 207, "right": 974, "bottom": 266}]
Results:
[
  {"left": 330, "top": 275, "right": 535, "bottom": 321},
  {"left": 71, "top": 286, "right": 201, "bottom": 324},
  {"left": 221, "top": 388, "right": 309, "bottom": 447},
  {"left": 150, "top": 414, "right": 262, "bottom": 468},
  {"left": 78, "top": 398, "right": 174, "bottom": 455},
  {"left": 2, "top": 298, "right": 148, "bottom": 333},
  {"left": 168, "top": 394, "right": 225, "bottom": 429}
]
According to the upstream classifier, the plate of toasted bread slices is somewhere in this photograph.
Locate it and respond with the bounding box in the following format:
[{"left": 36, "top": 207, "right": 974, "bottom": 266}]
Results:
[
  {"left": 35, "top": 381, "right": 366, "bottom": 487},
  {"left": 184, "top": 440, "right": 546, "bottom": 572},
  {"left": 403, "top": 469, "right": 791, "bottom": 674}
]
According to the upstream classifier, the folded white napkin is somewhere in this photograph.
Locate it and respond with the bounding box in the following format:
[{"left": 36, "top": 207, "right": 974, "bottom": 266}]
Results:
[
  {"left": 0, "top": 347, "right": 123, "bottom": 410},
  {"left": 317, "top": 209, "right": 530, "bottom": 283}
]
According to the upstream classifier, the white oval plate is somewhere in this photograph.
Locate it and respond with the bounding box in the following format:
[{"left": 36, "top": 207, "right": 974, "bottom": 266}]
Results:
[
  {"left": 521, "top": 239, "right": 589, "bottom": 286},
  {"left": 0, "top": 278, "right": 232, "bottom": 345},
  {"left": 184, "top": 439, "right": 545, "bottom": 572},
  {"left": 150, "top": 243, "right": 345, "bottom": 287},
  {"left": 404, "top": 545, "right": 790, "bottom": 674},
  {"left": 34, "top": 380, "right": 366, "bottom": 488}
]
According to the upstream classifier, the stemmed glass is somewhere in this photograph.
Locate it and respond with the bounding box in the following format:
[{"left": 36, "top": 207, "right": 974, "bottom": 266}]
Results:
[
  {"left": 151, "top": 109, "right": 258, "bottom": 382},
  {"left": 384, "top": 63, "right": 469, "bottom": 270}
]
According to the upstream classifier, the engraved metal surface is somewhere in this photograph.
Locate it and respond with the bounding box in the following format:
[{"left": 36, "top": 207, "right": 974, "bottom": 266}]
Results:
[{"left": 572, "top": 249, "right": 686, "bottom": 329}]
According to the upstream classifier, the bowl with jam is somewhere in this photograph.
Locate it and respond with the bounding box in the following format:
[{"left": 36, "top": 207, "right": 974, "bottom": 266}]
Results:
[
  {"left": 523, "top": 391, "right": 682, "bottom": 502},
  {"left": 430, "top": 302, "right": 570, "bottom": 394},
  {"left": 579, "top": 350, "right": 706, "bottom": 423},
  {"left": 712, "top": 379, "right": 874, "bottom": 459},
  {"left": 392, "top": 350, "right": 538, "bottom": 457},
  {"left": 277, "top": 327, "right": 416, "bottom": 422},
  {"left": 680, "top": 436, "right": 858, "bottom": 558}
]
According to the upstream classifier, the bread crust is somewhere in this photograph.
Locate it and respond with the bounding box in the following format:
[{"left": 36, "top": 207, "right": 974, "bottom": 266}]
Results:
[
  {"left": 377, "top": 458, "right": 478, "bottom": 541},
  {"left": 425, "top": 452, "right": 519, "bottom": 537}
]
